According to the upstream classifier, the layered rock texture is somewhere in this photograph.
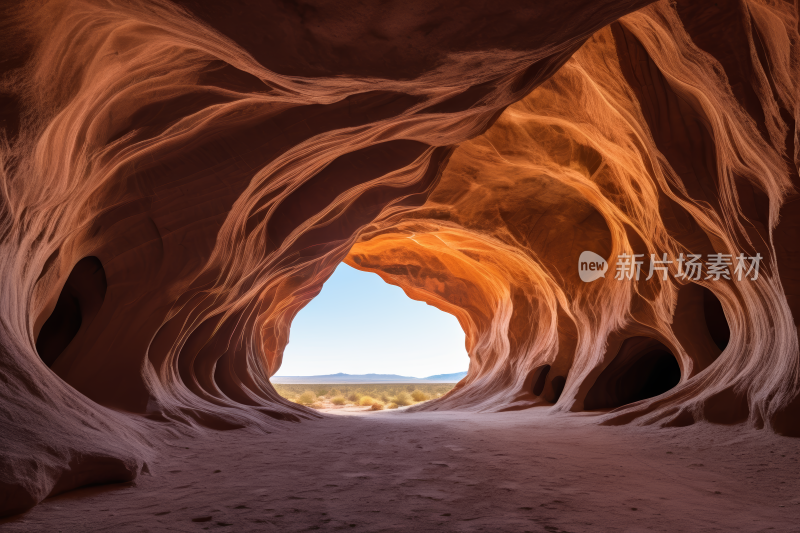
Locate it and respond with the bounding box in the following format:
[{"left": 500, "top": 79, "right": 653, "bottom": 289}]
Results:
[{"left": 0, "top": 0, "right": 798, "bottom": 517}]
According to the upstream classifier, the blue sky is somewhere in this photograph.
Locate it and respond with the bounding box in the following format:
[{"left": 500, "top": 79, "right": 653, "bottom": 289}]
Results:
[{"left": 275, "top": 263, "right": 469, "bottom": 378}]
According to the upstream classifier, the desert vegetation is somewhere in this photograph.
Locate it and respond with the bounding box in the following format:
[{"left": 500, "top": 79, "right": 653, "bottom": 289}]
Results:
[{"left": 274, "top": 383, "right": 456, "bottom": 410}]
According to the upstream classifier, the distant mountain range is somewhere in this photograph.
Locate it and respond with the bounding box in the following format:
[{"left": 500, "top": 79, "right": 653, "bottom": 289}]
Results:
[{"left": 271, "top": 371, "right": 467, "bottom": 384}]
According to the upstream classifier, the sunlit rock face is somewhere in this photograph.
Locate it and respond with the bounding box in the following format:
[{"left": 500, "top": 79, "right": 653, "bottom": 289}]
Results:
[
  {"left": 0, "top": 0, "right": 797, "bottom": 517},
  {"left": 348, "top": 1, "right": 800, "bottom": 426}
]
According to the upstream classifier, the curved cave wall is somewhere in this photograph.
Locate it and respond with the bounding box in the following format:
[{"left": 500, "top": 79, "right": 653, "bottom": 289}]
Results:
[
  {"left": 346, "top": 3, "right": 800, "bottom": 427},
  {"left": 0, "top": 0, "right": 798, "bottom": 517}
]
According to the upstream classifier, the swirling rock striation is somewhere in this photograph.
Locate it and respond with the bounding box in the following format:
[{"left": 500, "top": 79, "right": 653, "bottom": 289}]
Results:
[
  {"left": 349, "top": 0, "right": 800, "bottom": 430},
  {"left": 0, "top": 0, "right": 797, "bottom": 517}
]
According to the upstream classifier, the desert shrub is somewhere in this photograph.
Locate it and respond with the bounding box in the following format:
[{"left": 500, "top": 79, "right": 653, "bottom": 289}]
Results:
[
  {"left": 348, "top": 392, "right": 362, "bottom": 403},
  {"left": 273, "top": 382, "right": 457, "bottom": 404},
  {"left": 296, "top": 391, "right": 317, "bottom": 405},
  {"left": 359, "top": 395, "right": 377, "bottom": 406},
  {"left": 393, "top": 391, "right": 412, "bottom": 406},
  {"left": 410, "top": 389, "right": 429, "bottom": 402},
  {"left": 311, "top": 402, "right": 325, "bottom": 409},
  {"left": 331, "top": 396, "right": 346, "bottom": 405},
  {"left": 371, "top": 402, "right": 384, "bottom": 411},
  {"left": 387, "top": 402, "right": 399, "bottom": 409}
]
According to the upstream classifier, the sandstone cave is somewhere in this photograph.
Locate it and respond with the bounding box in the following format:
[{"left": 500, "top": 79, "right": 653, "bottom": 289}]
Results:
[{"left": 1, "top": 0, "right": 799, "bottom": 530}]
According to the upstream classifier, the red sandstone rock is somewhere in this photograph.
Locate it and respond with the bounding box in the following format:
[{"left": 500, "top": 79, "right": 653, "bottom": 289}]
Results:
[
  {"left": 0, "top": 0, "right": 797, "bottom": 518},
  {"left": 350, "top": 4, "right": 800, "bottom": 433}
]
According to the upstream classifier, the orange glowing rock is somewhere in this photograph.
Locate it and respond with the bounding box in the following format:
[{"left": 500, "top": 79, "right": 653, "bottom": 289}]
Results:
[{"left": 348, "top": 3, "right": 800, "bottom": 431}]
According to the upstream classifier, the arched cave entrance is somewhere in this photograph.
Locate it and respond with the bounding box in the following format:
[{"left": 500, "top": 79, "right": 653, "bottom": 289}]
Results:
[
  {"left": 36, "top": 256, "right": 107, "bottom": 367},
  {"left": 583, "top": 337, "right": 681, "bottom": 410},
  {"left": 271, "top": 263, "right": 469, "bottom": 410}
]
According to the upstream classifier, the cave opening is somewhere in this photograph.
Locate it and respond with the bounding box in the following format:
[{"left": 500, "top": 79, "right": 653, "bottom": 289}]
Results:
[
  {"left": 583, "top": 337, "right": 681, "bottom": 411},
  {"left": 532, "top": 365, "right": 550, "bottom": 396},
  {"left": 703, "top": 287, "right": 730, "bottom": 351},
  {"left": 271, "top": 262, "right": 469, "bottom": 408},
  {"left": 36, "top": 256, "right": 107, "bottom": 367},
  {"left": 525, "top": 364, "right": 568, "bottom": 404}
]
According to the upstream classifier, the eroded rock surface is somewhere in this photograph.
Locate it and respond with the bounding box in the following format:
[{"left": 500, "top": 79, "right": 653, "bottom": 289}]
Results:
[
  {"left": 348, "top": 3, "right": 800, "bottom": 433},
  {"left": 0, "top": 0, "right": 797, "bottom": 517}
]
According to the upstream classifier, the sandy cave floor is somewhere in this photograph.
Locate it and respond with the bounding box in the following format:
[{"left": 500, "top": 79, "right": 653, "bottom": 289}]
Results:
[{"left": 1, "top": 409, "right": 799, "bottom": 532}]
